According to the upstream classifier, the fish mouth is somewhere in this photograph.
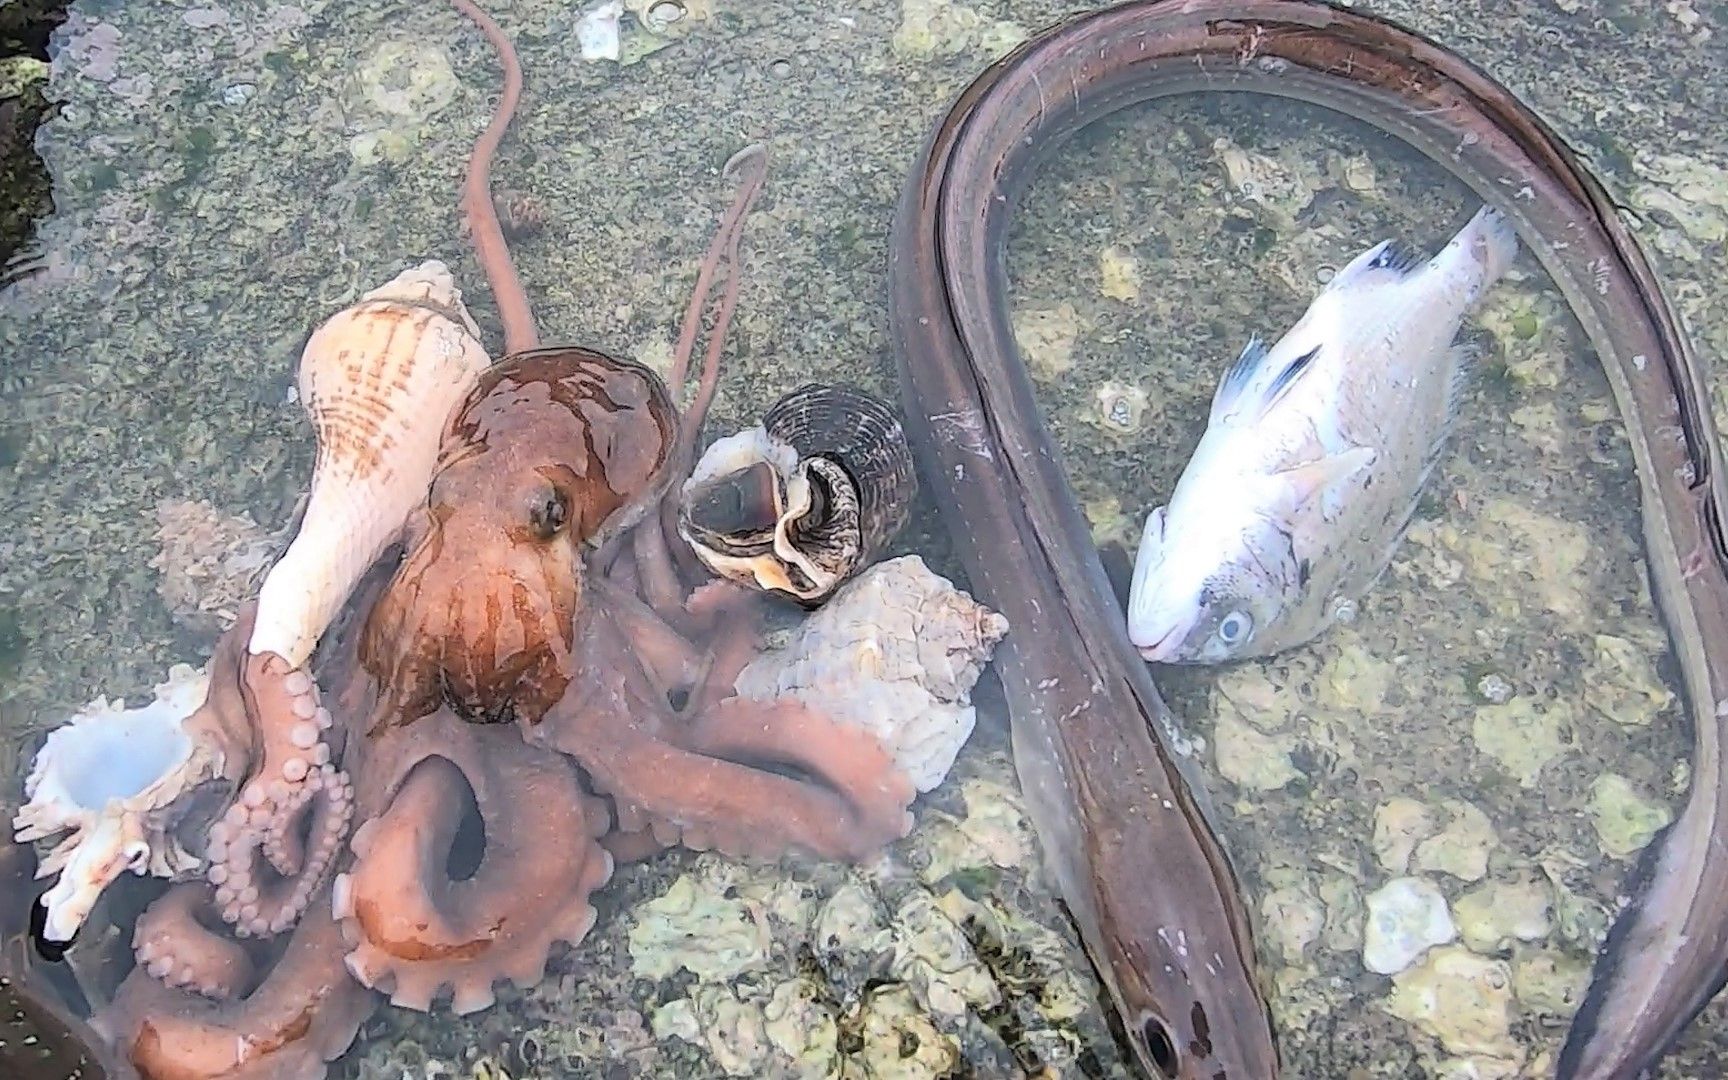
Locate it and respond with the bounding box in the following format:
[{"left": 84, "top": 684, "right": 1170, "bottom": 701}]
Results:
[{"left": 1132, "top": 614, "right": 1195, "bottom": 664}]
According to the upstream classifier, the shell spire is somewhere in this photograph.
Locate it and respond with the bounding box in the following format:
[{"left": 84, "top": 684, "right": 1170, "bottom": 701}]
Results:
[
  {"left": 248, "top": 260, "right": 492, "bottom": 666},
  {"left": 761, "top": 383, "right": 918, "bottom": 569}
]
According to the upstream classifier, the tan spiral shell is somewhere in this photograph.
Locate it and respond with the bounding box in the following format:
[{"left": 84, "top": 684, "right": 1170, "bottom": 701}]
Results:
[{"left": 248, "top": 260, "right": 492, "bottom": 667}]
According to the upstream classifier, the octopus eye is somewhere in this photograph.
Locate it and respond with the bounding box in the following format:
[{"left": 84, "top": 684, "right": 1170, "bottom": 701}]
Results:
[{"left": 528, "top": 487, "right": 570, "bottom": 540}]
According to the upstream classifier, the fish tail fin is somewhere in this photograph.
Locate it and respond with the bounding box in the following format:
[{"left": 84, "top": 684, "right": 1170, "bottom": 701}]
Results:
[{"left": 1456, "top": 204, "right": 1520, "bottom": 284}]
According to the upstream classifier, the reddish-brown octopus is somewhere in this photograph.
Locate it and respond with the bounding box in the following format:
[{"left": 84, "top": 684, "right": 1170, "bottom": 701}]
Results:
[{"left": 68, "top": 2, "right": 918, "bottom": 1077}]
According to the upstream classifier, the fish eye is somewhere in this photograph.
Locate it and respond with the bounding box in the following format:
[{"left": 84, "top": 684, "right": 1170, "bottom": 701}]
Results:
[
  {"left": 527, "top": 483, "right": 570, "bottom": 540},
  {"left": 1217, "top": 609, "right": 1253, "bottom": 646}
]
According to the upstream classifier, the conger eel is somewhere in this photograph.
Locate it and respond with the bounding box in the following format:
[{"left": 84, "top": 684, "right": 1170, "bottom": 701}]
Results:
[{"left": 886, "top": 1, "right": 1728, "bottom": 1077}]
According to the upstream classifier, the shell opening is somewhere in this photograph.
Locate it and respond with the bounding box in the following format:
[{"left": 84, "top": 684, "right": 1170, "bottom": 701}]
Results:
[{"left": 45, "top": 707, "right": 199, "bottom": 810}]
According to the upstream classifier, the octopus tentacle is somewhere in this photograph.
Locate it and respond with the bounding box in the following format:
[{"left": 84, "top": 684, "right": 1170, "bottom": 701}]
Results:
[
  {"left": 332, "top": 713, "right": 610, "bottom": 1015},
  {"left": 209, "top": 763, "right": 353, "bottom": 938},
  {"left": 449, "top": 0, "right": 539, "bottom": 353},
  {"left": 556, "top": 694, "right": 915, "bottom": 863},
  {"left": 99, "top": 900, "right": 374, "bottom": 1080},
  {"left": 131, "top": 883, "right": 255, "bottom": 1001},
  {"left": 634, "top": 144, "right": 773, "bottom": 624},
  {"left": 206, "top": 654, "right": 352, "bottom": 938}
]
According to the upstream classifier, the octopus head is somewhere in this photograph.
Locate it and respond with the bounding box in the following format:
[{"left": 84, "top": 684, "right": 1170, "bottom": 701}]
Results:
[{"left": 361, "top": 347, "right": 678, "bottom": 728}]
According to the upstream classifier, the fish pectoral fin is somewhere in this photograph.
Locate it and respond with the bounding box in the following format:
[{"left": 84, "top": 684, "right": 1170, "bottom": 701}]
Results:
[{"left": 1271, "top": 446, "right": 1376, "bottom": 511}]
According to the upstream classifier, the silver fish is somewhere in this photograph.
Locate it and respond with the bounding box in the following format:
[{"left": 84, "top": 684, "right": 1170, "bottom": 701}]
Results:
[{"left": 1126, "top": 204, "right": 1519, "bottom": 664}]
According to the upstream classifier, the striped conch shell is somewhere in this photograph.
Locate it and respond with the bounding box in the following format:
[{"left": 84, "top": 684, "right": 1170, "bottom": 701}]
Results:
[{"left": 249, "top": 261, "right": 491, "bottom": 667}]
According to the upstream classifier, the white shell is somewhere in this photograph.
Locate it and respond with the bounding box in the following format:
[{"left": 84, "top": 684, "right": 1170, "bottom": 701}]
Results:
[
  {"left": 12, "top": 664, "right": 225, "bottom": 942},
  {"left": 732, "top": 555, "right": 1008, "bottom": 792},
  {"left": 249, "top": 260, "right": 491, "bottom": 666}
]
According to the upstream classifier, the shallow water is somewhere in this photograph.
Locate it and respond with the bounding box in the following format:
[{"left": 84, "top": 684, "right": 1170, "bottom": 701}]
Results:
[{"left": 1, "top": 0, "right": 1725, "bottom": 1077}]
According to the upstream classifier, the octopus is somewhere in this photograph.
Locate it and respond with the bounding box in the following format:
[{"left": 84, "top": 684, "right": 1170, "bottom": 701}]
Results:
[{"left": 2, "top": 2, "right": 924, "bottom": 1078}]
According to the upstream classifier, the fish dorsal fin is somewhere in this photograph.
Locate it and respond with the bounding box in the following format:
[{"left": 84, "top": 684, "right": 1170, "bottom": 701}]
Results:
[
  {"left": 1326, "top": 238, "right": 1427, "bottom": 293},
  {"left": 1209, "top": 335, "right": 1268, "bottom": 421},
  {"left": 1209, "top": 337, "right": 1322, "bottom": 426}
]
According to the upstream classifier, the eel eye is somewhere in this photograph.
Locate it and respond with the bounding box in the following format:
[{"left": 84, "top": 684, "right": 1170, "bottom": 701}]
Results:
[
  {"left": 528, "top": 487, "right": 569, "bottom": 540},
  {"left": 1139, "top": 1014, "right": 1180, "bottom": 1078}
]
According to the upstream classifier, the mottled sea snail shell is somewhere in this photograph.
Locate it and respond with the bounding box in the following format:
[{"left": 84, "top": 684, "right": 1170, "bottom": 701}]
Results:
[{"left": 677, "top": 383, "right": 918, "bottom": 606}]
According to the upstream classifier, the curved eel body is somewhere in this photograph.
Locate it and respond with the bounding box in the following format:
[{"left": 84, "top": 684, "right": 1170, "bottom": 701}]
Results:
[{"left": 886, "top": 2, "right": 1728, "bottom": 1077}]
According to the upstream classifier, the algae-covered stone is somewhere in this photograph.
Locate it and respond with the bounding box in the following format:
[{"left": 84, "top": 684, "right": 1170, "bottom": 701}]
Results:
[
  {"left": 762, "top": 979, "right": 841, "bottom": 1075},
  {"left": 1010, "top": 302, "right": 1085, "bottom": 380},
  {"left": 628, "top": 873, "right": 772, "bottom": 982},
  {"left": 1373, "top": 798, "right": 1439, "bottom": 874},
  {"left": 1538, "top": 852, "right": 1612, "bottom": 949},
  {"left": 1582, "top": 633, "right": 1674, "bottom": 727},
  {"left": 1472, "top": 695, "right": 1571, "bottom": 787},
  {"left": 1589, "top": 772, "right": 1674, "bottom": 858},
  {"left": 1316, "top": 635, "right": 1394, "bottom": 713},
  {"left": 1459, "top": 500, "right": 1592, "bottom": 625},
  {"left": 891, "top": 0, "right": 1024, "bottom": 61},
  {"left": 1384, "top": 946, "right": 1519, "bottom": 1061},
  {"left": 1098, "top": 247, "right": 1141, "bottom": 301},
  {"left": 1511, "top": 946, "right": 1591, "bottom": 1016},
  {"left": 1214, "top": 704, "right": 1301, "bottom": 792},
  {"left": 1319, "top": 874, "right": 1366, "bottom": 954},
  {"left": 915, "top": 774, "right": 1034, "bottom": 890},
  {"left": 1413, "top": 800, "right": 1497, "bottom": 883},
  {"left": 1453, "top": 878, "right": 1552, "bottom": 953},
  {"left": 0, "top": 56, "right": 48, "bottom": 99},
  {"left": 888, "top": 891, "right": 1000, "bottom": 1019},
  {"left": 856, "top": 985, "right": 960, "bottom": 1077},
  {"left": 1215, "top": 666, "right": 1290, "bottom": 731},
  {"left": 1364, "top": 877, "right": 1457, "bottom": 975},
  {"left": 1261, "top": 880, "right": 1326, "bottom": 964}
]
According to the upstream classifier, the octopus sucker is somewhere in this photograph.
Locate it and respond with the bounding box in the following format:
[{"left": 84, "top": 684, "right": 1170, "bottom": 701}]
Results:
[
  {"left": 12, "top": 660, "right": 234, "bottom": 944},
  {"left": 209, "top": 654, "right": 353, "bottom": 939},
  {"left": 132, "top": 884, "right": 254, "bottom": 1002},
  {"left": 249, "top": 260, "right": 491, "bottom": 670},
  {"left": 334, "top": 712, "right": 609, "bottom": 1014},
  {"left": 99, "top": 899, "right": 374, "bottom": 1080}
]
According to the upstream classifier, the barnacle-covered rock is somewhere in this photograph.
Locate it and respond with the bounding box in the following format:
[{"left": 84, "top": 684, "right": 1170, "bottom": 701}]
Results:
[
  {"left": 12, "top": 663, "right": 230, "bottom": 941},
  {"left": 733, "top": 555, "right": 1007, "bottom": 793}
]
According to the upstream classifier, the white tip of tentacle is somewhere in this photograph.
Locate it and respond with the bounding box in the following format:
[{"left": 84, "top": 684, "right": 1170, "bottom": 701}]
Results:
[
  {"left": 452, "top": 981, "right": 497, "bottom": 1016},
  {"left": 331, "top": 871, "right": 354, "bottom": 920}
]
